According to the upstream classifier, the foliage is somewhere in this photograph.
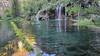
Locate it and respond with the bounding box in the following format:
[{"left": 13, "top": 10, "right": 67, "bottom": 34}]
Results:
[
  {"left": 20, "top": 0, "right": 48, "bottom": 16},
  {"left": 84, "top": 6, "right": 100, "bottom": 14},
  {"left": 1, "top": 0, "right": 99, "bottom": 20},
  {"left": 19, "top": 0, "right": 70, "bottom": 16},
  {"left": 4, "top": 8, "right": 12, "bottom": 17},
  {"left": 94, "top": 18, "right": 100, "bottom": 27},
  {"left": 66, "top": 4, "right": 81, "bottom": 14},
  {"left": 78, "top": 18, "right": 95, "bottom": 27},
  {"left": 65, "top": 0, "right": 100, "bottom": 15},
  {"left": 10, "top": 21, "right": 33, "bottom": 51}
]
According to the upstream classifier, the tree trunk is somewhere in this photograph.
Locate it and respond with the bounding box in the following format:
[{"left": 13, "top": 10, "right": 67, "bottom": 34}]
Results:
[{"left": 12, "top": 0, "right": 20, "bottom": 17}]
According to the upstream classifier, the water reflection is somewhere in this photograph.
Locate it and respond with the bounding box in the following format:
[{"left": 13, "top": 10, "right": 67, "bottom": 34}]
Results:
[
  {"left": 31, "top": 20, "right": 94, "bottom": 56},
  {"left": 55, "top": 4, "right": 62, "bottom": 32},
  {"left": 0, "top": 20, "right": 99, "bottom": 56}
]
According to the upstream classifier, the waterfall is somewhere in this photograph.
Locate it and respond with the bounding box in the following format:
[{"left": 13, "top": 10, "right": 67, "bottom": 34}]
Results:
[
  {"left": 35, "top": 15, "right": 40, "bottom": 24},
  {"left": 56, "top": 4, "right": 62, "bottom": 32},
  {"left": 35, "top": 14, "right": 40, "bottom": 24},
  {"left": 35, "top": 10, "right": 42, "bottom": 24}
]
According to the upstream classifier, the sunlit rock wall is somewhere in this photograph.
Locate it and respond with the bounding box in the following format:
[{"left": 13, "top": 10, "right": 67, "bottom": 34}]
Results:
[{"left": 0, "top": 0, "right": 12, "bottom": 16}]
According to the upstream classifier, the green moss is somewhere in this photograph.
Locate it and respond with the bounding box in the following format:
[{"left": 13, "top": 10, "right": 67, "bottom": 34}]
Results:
[
  {"left": 78, "top": 18, "right": 95, "bottom": 27},
  {"left": 10, "top": 22, "right": 33, "bottom": 51}
]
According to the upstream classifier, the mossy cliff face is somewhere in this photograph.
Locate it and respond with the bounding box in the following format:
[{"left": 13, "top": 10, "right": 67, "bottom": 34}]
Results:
[{"left": 0, "top": 21, "right": 15, "bottom": 48}]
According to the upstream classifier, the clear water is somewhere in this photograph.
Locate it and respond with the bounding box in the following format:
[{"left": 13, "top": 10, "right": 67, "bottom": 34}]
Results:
[
  {"left": 0, "top": 20, "right": 99, "bottom": 56},
  {"left": 31, "top": 20, "right": 96, "bottom": 56}
]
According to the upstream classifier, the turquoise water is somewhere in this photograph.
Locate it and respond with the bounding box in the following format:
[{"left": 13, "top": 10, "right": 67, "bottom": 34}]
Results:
[
  {"left": 31, "top": 20, "right": 95, "bottom": 56},
  {"left": 0, "top": 20, "right": 99, "bottom": 56}
]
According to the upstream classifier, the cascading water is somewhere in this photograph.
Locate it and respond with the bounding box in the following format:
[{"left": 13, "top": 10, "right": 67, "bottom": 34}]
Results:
[
  {"left": 36, "top": 16, "right": 40, "bottom": 24},
  {"left": 56, "top": 3, "right": 62, "bottom": 32},
  {"left": 35, "top": 10, "right": 42, "bottom": 24}
]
